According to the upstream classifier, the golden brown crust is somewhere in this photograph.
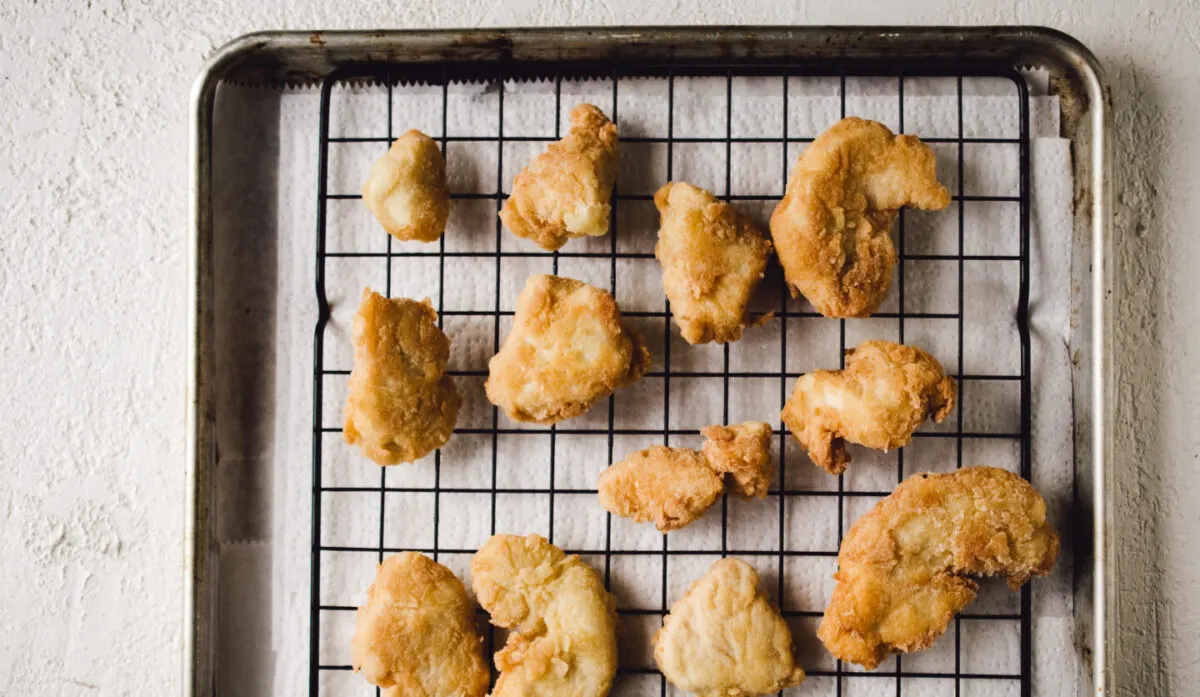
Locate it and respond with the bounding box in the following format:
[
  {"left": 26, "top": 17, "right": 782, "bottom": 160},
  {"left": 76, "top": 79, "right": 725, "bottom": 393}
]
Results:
[
  {"left": 351, "top": 552, "right": 489, "bottom": 697},
  {"left": 818, "top": 466, "right": 1060, "bottom": 670},
  {"left": 781, "top": 339, "right": 955, "bottom": 475},
  {"left": 653, "top": 182, "right": 774, "bottom": 344},
  {"left": 500, "top": 104, "right": 618, "bottom": 251},
  {"left": 769, "top": 117, "right": 950, "bottom": 318},
  {"left": 485, "top": 274, "right": 650, "bottom": 424},
  {"left": 344, "top": 289, "right": 461, "bottom": 465},
  {"left": 700, "top": 421, "right": 775, "bottom": 499},
  {"left": 654, "top": 558, "right": 806, "bottom": 697},
  {"left": 471, "top": 534, "right": 618, "bottom": 697},
  {"left": 362, "top": 129, "right": 450, "bottom": 243}
]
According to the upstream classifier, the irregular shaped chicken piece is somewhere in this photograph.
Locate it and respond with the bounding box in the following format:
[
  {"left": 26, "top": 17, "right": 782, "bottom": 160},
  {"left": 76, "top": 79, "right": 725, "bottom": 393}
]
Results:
[
  {"left": 597, "top": 445, "right": 724, "bottom": 532},
  {"left": 769, "top": 117, "right": 951, "bottom": 317},
  {"left": 472, "top": 534, "right": 618, "bottom": 697},
  {"left": 500, "top": 104, "right": 618, "bottom": 250},
  {"left": 819, "top": 466, "right": 1059, "bottom": 669},
  {"left": 654, "top": 182, "right": 774, "bottom": 344},
  {"left": 782, "top": 340, "right": 954, "bottom": 475},
  {"left": 351, "top": 552, "right": 489, "bottom": 697},
  {"left": 598, "top": 422, "right": 775, "bottom": 532},
  {"left": 344, "top": 289, "right": 461, "bottom": 465},
  {"left": 485, "top": 274, "right": 650, "bottom": 424},
  {"left": 700, "top": 421, "right": 775, "bottom": 499},
  {"left": 655, "top": 558, "right": 806, "bottom": 697},
  {"left": 363, "top": 129, "right": 450, "bottom": 242}
]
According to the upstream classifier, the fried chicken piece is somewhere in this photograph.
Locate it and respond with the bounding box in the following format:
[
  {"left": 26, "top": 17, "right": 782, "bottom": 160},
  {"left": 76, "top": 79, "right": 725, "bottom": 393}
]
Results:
[
  {"left": 500, "top": 104, "right": 618, "bottom": 251},
  {"left": 700, "top": 421, "right": 775, "bottom": 499},
  {"left": 653, "top": 182, "right": 774, "bottom": 344},
  {"left": 351, "top": 552, "right": 489, "bottom": 697},
  {"left": 472, "top": 534, "right": 618, "bottom": 697},
  {"left": 819, "top": 466, "right": 1059, "bottom": 669},
  {"left": 485, "top": 274, "right": 650, "bottom": 424},
  {"left": 344, "top": 289, "right": 461, "bottom": 465},
  {"left": 769, "top": 117, "right": 951, "bottom": 318},
  {"left": 655, "top": 558, "right": 806, "bottom": 696},
  {"left": 597, "top": 422, "right": 775, "bottom": 532},
  {"left": 782, "top": 340, "right": 954, "bottom": 475},
  {"left": 362, "top": 129, "right": 450, "bottom": 243}
]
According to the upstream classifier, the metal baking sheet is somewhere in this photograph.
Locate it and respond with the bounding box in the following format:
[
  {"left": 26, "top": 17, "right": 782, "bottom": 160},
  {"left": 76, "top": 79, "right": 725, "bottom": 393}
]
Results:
[{"left": 187, "top": 27, "right": 1110, "bottom": 697}]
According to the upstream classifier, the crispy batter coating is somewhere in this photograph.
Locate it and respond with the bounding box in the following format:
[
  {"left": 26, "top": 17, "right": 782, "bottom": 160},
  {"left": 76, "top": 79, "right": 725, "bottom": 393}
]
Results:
[
  {"left": 499, "top": 104, "right": 618, "bottom": 251},
  {"left": 597, "top": 422, "right": 775, "bottom": 532},
  {"left": 597, "top": 445, "right": 724, "bottom": 532},
  {"left": 819, "top": 466, "right": 1059, "bottom": 670},
  {"left": 700, "top": 421, "right": 775, "bottom": 499},
  {"left": 653, "top": 182, "right": 774, "bottom": 344},
  {"left": 351, "top": 552, "right": 489, "bottom": 697},
  {"left": 769, "top": 117, "right": 951, "bottom": 318},
  {"left": 485, "top": 274, "right": 650, "bottom": 424},
  {"left": 362, "top": 129, "right": 450, "bottom": 243},
  {"left": 472, "top": 534, "right": 618, "bottom": 697},
  {"left": 655, "top": 558, "right": 806, "bottom": 697},
  {"left": 781, "top": 340, "right": 954, "bottom": 475},
  {"left": 344, "top": 289, "right": 461, "bottom": 465}
]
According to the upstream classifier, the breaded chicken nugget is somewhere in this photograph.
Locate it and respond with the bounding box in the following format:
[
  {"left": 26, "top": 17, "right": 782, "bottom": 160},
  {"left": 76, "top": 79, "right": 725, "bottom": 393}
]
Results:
[
  {"left": 782, "top": 340, "right": 954, "bottom": 475},
  {"left": 472, "top": 534, "right": 618, "bottom": 697},
  {"left": 819, "top": 466, "right": 1059, "bottom": 669},
  {"left": 363, "top": 129, "right": 450, "bottom": 243},
  {"left": 500, "top": 104, "right": 618, "bottom": 250},
  {"left": 485, "top": 274, "right": 650, "bottom": 424},
  {"left": 351, "top": 552, "right": 489, "bottom": 697},
  {"left": 597, "top": 445, "right": 725, "bottom": 532},
  {"left": 654, "top": 182, "right": 773, "bottom": 344},
  {"left": 655, "top": 558, "right": 806, "bottom": 697},
  {"left": 770, "top": 117, "right": 950, "bottom": 318},
  {"left": 344, "top": 289, "right": 461, "bottom": 465},
  {"left": 597, "top": 422, "right": 775, "bottom": 532},
  {"left": 700, "top": 421, "right": 774, "bottom": 499}
]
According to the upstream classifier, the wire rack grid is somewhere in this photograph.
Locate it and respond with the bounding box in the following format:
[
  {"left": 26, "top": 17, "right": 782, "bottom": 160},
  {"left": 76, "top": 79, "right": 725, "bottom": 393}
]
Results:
[{"left": 309, "top": 59, "right": 1033, "bottom": 697}]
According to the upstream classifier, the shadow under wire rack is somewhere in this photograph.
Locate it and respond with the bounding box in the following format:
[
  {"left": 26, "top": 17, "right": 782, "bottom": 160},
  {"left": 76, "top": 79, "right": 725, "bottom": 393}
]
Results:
[{"left": 309, "top": 56, "right": 1033, "bottom": 697}]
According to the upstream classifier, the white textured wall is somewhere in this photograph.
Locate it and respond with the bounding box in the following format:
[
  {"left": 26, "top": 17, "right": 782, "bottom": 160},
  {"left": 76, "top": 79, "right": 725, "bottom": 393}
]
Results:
[{"left": 0, "top": 1, "right": 1192, "bottom": 695}]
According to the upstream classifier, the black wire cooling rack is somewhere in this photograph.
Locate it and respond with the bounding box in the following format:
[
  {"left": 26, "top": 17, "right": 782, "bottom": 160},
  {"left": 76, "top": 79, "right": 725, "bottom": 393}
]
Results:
[{"left": 309, "top": 59, "right": 1032, "bottom": 697}]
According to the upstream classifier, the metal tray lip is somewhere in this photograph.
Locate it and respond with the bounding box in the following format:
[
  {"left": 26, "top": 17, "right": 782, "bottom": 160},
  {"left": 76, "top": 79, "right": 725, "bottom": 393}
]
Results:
[{"left": 186, "top": 25, "right": 1110, "bottom": 697}]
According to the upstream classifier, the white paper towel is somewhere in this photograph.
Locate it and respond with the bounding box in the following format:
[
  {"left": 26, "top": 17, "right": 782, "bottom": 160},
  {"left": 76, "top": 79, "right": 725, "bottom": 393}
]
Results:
[{"left": 209, "top": 73, "right": 1079, "bottom": 697}]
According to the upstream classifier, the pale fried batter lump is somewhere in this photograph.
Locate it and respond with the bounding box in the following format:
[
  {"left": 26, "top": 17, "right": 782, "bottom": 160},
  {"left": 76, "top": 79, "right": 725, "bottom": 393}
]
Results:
[
  {"left": 769, "top": 117, "right": 951, "bottom": 318},
  {"left": 344, "top": 289, "right": 461, "bottom": 465},
  {"left": 500, "top": 104, "right": 618, "bottom": 251},
  {"left": 818, "top": 466, "right": 1059, "bottom": 670},
  {"left": 654, "top": 182, "right": 774, "bottom": 344},
  {"left": 782, "top": 340, "right": 955, "bottom": 475},
  {"left": 485, "top": 274, "right": 650, "bottom": 424},
  {"left": 655, "top": 558, "right": 806, "bottom": 697},
  {"left": 351, "top": 552, "right": 489, "bottom": 697},
  {"left": 363, "top": 129, "right": 451, "bottom": 243},
  {"left": 597, "top": 421, "right": 774, "bottom": 532},
  {"left": 472, "top": 534, "right": 618, "bottom": 697}
]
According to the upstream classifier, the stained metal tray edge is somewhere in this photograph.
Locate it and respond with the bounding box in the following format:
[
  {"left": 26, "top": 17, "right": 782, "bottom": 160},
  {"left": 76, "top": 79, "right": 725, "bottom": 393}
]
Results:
[{"left": 186, "top": 26, "right": 1110, "bottom": 697}]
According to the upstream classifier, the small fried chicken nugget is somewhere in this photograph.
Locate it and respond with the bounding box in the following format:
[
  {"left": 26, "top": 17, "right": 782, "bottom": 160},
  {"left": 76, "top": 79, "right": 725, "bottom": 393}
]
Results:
[
  {"left": 782, "top": 340, "right": 954, "bottom": 475},
  {"left": 363, "top": 129, "right": 450, "bottom": 242},
  {"left": 485, "top": 274, "right": 650, "bottom": 424},
  {"left": 700, "top": 421, "right": 774, "bottom": 499},
  {"left": 819, "top": 466, "right": 1059, "bottom": 669},
  {"left": 472, "top": 534, "right": 618, "bottom": 697},
  {"left": 770, "top": 117, "right": 950, "bottom": 318},
  {"left": 500, "top": 104, "right": 618, "bottom": 250},
  {"left": 344, "top": 289, "right": 461, "bottom": 465},
  {"left": 654, "top": 182, "right": 773, "bottom": 344},
  {"left": 655, "top": 558, "right": 806, "bottom": 697},
  {"left": 597, "top": 445, "right": 725, "bottom": 532},
  {"left": 351, "top": 552, "right": 489, "bottom": 697}
]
